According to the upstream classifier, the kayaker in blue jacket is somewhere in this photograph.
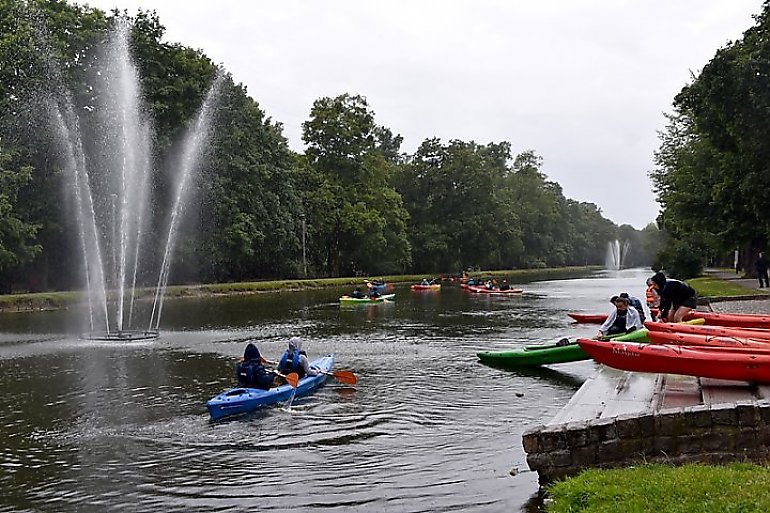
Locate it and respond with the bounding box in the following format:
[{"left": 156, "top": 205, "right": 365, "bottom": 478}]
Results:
[
  {"left": 597, "top": 296, "right": 642, "bottom": 338},
  {"left": 277, "top": 337, "right": 319, "bottom": 379},
  {"left": 650, "top": 272, "right": 697, "bottom": 322},
  {"left": 235, "top": 343, "right": 276, "bottom": 390}
]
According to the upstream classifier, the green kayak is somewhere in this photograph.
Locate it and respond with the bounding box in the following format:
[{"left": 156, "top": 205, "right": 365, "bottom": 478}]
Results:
[
  {"left": 477, "top": 329, "right": 650, "bottom": 368},
  {"left": 339, "top": 293, "right": 395, "bottom": 305}
]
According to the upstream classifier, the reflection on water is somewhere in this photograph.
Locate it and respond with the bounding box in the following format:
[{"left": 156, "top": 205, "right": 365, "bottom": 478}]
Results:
[{"left": 0, "top": 269, "right": 651, "bottom": 512}]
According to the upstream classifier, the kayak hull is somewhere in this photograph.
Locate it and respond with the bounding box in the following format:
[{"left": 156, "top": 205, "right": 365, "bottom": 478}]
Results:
[
  {"left": 685, "top": 311, "right": 770, "bottom": 329},
  {"left": 646, "top": 330, "right": 770, "bottom": 349},
  {"left": 340, "top": 293, "right": 395, "bottom": 304},
  {"left": 477, "top": 330, "right": 651, "bottom": 368},
  {"left": 206, "top": 355, "right": 334, "bottom": 421},
  {"left": 577, "top": 338, "right": 770, "bottom": 382},
  {"left": 478, "top": 343, "right": 587, "bottom": 368},
  {"left": 464, "top": 285, "right": 523, "bottom": 294},
  {"left": 410, "top": 284, "right": 441, "bottom": 291}
]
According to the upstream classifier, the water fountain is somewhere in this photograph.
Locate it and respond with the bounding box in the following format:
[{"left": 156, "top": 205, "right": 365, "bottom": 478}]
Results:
[
  {"left": 605, "top": 239, "right": 630, "bottom": 271},
  {"left": 49, "top": 18, "right": 221, "bottom": 340}
]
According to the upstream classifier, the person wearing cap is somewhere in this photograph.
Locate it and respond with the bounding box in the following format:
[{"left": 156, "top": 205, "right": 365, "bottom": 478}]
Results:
[
  {"left": 597, "top": 295, "right": 643, "bottom": 338},
  {"left": 649, "top": 271, "right": 697, "bottom": 323},
  {"left": 277, "top": 336, "right": 320, "bottom": 379}
]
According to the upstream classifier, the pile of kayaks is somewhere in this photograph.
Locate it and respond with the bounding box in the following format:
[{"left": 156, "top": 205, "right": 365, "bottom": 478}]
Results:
[{"left": 574, "top": 310, "right": 770, "bottom": 382}]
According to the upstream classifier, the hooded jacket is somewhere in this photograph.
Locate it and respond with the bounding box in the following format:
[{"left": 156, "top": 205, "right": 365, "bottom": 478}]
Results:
[{"left": 278, "top": 337, "right": 319, "bottom": 378}]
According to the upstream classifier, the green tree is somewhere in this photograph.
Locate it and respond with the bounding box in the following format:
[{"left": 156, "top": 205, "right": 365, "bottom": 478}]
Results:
[{"left": 301, "top": 93, "right": 411, "bottom": 276}]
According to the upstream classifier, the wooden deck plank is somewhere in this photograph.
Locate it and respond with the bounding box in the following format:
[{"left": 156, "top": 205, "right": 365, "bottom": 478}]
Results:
[
  {"left": 700, "top": 377, "right": 757, "bottom": 406},
  {"left": 547, "top": 366, "right": 624, "bottom": 425},
  {"left": 656, "top": 374, "right": 701, "bottom": 411},
  {"left": 600, "top": 372, "right": 662, "bottom": 419}
]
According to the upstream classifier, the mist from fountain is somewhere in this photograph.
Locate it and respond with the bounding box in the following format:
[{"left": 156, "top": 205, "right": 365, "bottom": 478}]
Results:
[{"left": 605, "top": 239, "right": 630, "bottom": 271}]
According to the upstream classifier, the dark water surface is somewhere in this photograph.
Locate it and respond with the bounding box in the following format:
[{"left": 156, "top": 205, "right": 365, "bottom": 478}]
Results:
[{"left": 0, "top": 269, "right": 651, "bottom": 512}]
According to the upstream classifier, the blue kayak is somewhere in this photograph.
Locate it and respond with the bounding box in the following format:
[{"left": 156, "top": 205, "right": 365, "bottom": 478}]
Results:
[{"left": 207, "top": 354, "right": 335, "bottom": 421}]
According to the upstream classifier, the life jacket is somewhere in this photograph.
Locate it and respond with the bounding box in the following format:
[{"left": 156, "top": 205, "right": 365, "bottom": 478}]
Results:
[
  {"left": 645, "top": 285, "right": 656, "bottom": 306},
  {"left": 278, "top": 350, "right": 307, "bottom": 377},
  {"left": 236, "top": 359, "right": 272, "bottom": 389}
]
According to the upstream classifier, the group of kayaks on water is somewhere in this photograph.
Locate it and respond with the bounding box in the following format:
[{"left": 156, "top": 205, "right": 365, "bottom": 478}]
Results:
[
  {"left": 339, "top": 275, "right": 527, "bottom": 304},
  {"left": 477, "top": 271, "right": 770, "bottom": 383}
]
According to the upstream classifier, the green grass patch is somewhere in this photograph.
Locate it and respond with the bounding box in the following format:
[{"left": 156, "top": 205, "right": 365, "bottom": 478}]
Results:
[
  {"left": 547, "top": 463, "right": 770, "bottom": 513},
  {"left": 689, "top": 276, "right": 766, "bottom": 297}
]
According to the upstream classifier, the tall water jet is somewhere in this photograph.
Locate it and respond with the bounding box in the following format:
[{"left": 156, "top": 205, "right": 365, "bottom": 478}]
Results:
[
  {"left": 148, "top": 74, "right": 224, "bottom": 331},
  {"left": 46, "top": 17, "right": 221, "bottom": 340},
  {"left": 605, "top": 239, "right": 630, "bottom": 270}
]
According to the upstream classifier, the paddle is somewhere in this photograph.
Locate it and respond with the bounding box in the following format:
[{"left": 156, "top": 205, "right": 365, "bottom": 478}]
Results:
[
  {"left": 276, "top": 371, "right": 299, "bottom": 388},
  {"left": 318, "top": 369, "right": 357, "bottom": 385}
]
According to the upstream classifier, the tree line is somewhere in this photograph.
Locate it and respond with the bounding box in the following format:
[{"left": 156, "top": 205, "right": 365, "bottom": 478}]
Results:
[
  {"left": 652, "top": 2, "right": 770, "bottom": 278},
  {"left": 0, "top": 0, "right": 658, "bottom": 293}
]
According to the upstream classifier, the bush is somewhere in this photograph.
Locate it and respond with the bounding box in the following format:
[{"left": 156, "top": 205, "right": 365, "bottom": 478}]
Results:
[{"left": 654, "top": 239, "right": 704, "bottom": 279}]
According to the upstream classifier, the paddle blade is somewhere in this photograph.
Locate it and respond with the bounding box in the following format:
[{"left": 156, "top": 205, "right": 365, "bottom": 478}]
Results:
[
  {"left": 285, "top": 372, "right": 299, "bottom": 388},
  {"left": 331, "top": 370, "right": 357, "bottom": 385}
]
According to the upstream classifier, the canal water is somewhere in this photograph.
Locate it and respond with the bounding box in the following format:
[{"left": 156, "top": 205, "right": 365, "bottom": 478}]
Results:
[{"left": 0, "top": 268, "right": 652, "bottom": 512}]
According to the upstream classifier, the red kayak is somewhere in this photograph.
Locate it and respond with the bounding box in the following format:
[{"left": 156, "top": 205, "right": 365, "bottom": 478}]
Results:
[
  {"left": 568, "top": 308, "right": 660, "bottom": 324},
  {"left": 567, "top": 313, "right": 606, "bottom": 323},
  {"left": 646, "top": 330, "right": 770, "bottom": 349},
  {"left": 645, "top": 321, "right": 770, "bottom": 339},
  {"left": 577, "top": 338, "right": 770, "bottom": 382},
  {"left": 464, "top": 285, "right": 523, "bottom": 294},
  {"left": 684, "top": 311, "right": 770, "bottom": 329},
  {"left": 410, "top": 283, "right": 441, "bottom": 291}
]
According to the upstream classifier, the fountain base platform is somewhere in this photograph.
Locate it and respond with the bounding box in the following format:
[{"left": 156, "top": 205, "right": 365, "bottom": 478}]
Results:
[{"left": 81, "top": 330, "right": 160, "bottom": 341}]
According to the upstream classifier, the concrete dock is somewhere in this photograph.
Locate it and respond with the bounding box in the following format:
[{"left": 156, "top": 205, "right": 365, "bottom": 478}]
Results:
[{"left": 523, "top": 278, "right": 770, "bottom": 484}]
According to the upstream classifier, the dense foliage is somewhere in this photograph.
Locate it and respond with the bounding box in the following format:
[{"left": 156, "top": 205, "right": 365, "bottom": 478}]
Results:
[
  {"left": 651, "top": 2, "right": 770, "bottom": 278},
  {"left": 0, "top": 0, "right": 653, "bottom": 293}
]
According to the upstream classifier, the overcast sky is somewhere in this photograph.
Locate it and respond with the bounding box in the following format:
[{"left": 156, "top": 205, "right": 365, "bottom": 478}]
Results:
[{"left": 78, "top": 0, "right": 761, "bottom": 229}]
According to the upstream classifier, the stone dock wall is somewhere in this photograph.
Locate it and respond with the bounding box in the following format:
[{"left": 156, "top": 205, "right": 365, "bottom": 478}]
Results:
[{"left": 523, "top": 401, "right": 770, "bottom": 484}]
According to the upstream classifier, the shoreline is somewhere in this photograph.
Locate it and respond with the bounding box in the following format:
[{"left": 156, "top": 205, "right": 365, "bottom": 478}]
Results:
[{"left": 0, "top": 266, "right": 601, "bottom": 314}]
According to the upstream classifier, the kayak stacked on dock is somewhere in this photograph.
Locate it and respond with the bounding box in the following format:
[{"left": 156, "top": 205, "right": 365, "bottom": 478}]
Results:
[
  {"left": 207, "top": 355, "right": 335, "bottom": 421},
  {"left": 578, "top": 310, "right": 770, "bottom": 382}
]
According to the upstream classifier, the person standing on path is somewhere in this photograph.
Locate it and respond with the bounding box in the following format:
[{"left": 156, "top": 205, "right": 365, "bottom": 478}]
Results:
[{"left": 755, "top": 252, "right": 769, "bottom": 288}]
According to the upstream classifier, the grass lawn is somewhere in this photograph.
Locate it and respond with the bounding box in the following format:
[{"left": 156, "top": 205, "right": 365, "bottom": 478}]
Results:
[
  {"left": 690, "top": 276, "right": 769, "bottom": 297},
  {"left": 547, "top": 463, "right": 770, "bottom": 512}
]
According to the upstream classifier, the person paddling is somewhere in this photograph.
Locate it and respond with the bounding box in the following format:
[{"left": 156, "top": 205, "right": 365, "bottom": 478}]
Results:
[
  {"left": 277, "top": 337, "right": 319, "bottom": 379},
  {"left": 235, "top": 343, "right": 277, "bottom": 390}
]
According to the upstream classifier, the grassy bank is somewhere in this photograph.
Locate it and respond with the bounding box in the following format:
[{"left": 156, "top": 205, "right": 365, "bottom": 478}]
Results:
[
  {"left": 546, "top": 463, "right": 770, "bottom": 512},
  {"left": 0, "top": 266, "right": 600, "bottom": 313},
  {"left": 689, "top": 275, "right": 768, "bottom": 297}
]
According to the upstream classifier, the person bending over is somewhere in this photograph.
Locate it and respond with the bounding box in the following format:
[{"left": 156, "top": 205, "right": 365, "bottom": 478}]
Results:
[
  {"left": 597, "top": 296, "right": 642, "bottom": 338},
  {"left": 650, "top": 271, "right": 697, "bottom": 323}
]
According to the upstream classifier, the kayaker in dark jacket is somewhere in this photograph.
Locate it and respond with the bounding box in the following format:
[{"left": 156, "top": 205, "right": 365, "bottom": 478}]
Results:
[
  {"left": 277, "top": 337, "right": 319, "bottom": 379},
  {"left": 236, "top": 343, "right": 276, "bottom": 390},
  {"left": 650, "top": 272, "right": 697, "bottom": 323}
]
